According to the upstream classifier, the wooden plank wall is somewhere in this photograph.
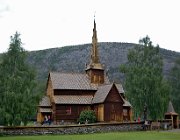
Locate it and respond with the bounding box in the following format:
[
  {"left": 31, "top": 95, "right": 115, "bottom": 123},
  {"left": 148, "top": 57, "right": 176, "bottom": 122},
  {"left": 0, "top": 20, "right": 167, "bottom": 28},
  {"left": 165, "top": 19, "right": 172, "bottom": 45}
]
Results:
[{"left": 104, "top": 85, "right": 123, "bottom": 122}]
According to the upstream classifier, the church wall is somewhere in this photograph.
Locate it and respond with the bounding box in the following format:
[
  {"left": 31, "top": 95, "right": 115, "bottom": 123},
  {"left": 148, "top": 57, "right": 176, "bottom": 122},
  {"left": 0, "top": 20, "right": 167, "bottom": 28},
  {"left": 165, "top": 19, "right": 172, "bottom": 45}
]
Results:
[
  {"left": 54, "top": 90, "right": 95, "bottom": 96},
  {"left": 104, "top": 102, "right": 123, "bottom": 122},
  {"left": 47, "top": 78, "right": 54, "bottom": 100},
  {"left": 54, "top": 104, "right": 91, "bottom": 122},
  {"left": 94, "top": 104, "right": 104, "bottom": 122},
  {"left": 104, "top": 85, "right": 124, "bottom": 122},
  {"left": 52, "top": 102, "right": 56, "bottom": 122},
  {"left": 37, "top": 109, "right": 43, "bottom": 123},
  {"left": 106, "top": 85, "right": 124, "bottom": 103}
]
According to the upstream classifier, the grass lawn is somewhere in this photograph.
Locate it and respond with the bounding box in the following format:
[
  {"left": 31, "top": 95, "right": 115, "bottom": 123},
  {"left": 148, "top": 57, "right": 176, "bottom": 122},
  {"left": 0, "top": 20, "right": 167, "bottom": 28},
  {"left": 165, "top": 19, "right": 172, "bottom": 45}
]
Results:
[{"left": 0, "top": 131, "right": 180, "bottom": 140}]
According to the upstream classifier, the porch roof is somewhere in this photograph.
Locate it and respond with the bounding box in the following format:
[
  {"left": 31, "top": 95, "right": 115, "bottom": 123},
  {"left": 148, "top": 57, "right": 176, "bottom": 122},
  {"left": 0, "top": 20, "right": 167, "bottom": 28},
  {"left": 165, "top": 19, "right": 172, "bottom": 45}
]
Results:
[
  {"left": 39, "top": 108, "right": 52, "bottom": 113},
  {"left": 39, "top": 96, "right": 51, "bottom": 107}
]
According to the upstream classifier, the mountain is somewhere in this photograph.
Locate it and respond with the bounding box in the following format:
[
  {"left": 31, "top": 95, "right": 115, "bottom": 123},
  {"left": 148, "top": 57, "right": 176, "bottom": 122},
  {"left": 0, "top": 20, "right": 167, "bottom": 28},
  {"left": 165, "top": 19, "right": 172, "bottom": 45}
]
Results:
[{"left": 26, "top": 42, "right": 180, "bottom": 89}]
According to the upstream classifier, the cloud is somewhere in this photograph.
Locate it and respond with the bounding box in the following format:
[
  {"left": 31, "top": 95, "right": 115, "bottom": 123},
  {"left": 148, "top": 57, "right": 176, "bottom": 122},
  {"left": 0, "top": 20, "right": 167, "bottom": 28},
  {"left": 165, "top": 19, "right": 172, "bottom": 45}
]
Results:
[{"left": 0, "top": 1, "right": 10, "bottom": 17}]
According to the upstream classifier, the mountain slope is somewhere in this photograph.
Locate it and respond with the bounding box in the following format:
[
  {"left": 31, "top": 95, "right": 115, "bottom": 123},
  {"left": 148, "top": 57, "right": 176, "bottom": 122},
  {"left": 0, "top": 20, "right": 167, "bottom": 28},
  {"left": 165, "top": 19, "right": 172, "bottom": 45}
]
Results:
[{"left": 27, "top": 42, "right": 180, "bottom": 85}]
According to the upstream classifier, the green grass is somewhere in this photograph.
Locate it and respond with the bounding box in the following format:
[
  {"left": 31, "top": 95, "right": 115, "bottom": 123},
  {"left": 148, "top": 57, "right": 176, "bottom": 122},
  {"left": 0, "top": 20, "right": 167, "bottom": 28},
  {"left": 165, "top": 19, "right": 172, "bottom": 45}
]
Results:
[{"left": 0, "top": 131, "right": 180, "bottom": 140}]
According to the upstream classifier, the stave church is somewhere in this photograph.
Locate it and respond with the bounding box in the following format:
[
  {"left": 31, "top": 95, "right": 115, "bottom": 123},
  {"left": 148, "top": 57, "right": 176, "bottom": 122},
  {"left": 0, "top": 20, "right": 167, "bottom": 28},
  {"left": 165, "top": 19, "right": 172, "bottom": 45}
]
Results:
[{"left": 37, "top": 19, "right": 132, "bottom": 124}]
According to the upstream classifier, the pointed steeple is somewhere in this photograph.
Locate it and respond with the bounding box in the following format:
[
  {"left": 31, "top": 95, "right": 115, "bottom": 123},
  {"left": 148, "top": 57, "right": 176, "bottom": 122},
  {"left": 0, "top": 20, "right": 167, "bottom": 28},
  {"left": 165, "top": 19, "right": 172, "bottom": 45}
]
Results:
[
  {"left": 85, "top": 18, "right": 105, "bottom": 84},
  {"left": 86, "top": 18, "right": 103, "bottom": 70},
  {"left": 166, "top": 101, "right": 176, "bottom": 114},
  {"left": 91, "top": 18, "right": 99, "bottom": 64}
]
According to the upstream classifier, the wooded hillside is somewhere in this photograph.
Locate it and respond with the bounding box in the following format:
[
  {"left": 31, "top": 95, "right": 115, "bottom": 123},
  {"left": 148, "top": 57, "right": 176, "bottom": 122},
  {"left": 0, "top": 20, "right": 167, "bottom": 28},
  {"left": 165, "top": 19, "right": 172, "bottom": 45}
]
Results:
[{"left": 26, "top": 42, "right": 180, "bottom": 86}]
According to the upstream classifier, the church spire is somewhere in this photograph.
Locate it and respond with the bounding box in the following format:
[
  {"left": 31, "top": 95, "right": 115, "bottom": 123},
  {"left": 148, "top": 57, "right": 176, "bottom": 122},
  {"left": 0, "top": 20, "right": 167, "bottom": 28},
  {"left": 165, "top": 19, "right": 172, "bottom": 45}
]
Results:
[
  {"left": 85, "top": 18, "right": 105, "bottom": 84},
  {"left": 91, "top": 18, "right": 99, "bottom": 64}
]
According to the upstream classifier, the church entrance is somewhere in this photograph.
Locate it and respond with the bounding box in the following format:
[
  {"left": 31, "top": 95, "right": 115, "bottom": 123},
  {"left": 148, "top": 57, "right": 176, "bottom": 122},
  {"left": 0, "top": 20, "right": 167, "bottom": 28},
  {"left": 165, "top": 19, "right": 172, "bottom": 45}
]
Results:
[{"left": 104, "top": 102, "right": 123, "bottom": 122}]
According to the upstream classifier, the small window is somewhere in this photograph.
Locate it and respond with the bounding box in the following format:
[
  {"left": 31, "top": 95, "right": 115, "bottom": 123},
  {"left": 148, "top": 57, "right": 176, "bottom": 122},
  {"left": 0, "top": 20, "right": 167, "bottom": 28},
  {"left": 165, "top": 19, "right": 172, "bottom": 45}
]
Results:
[{"left": 66, "top": 107, "right": 71, "bottom": 115}]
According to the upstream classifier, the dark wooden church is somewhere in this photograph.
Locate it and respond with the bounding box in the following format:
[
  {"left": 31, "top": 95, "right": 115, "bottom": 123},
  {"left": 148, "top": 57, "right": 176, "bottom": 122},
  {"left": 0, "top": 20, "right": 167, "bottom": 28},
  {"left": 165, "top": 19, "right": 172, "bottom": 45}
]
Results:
[{"left": 37, "top": 19, "right": 132, "bottom": 124}]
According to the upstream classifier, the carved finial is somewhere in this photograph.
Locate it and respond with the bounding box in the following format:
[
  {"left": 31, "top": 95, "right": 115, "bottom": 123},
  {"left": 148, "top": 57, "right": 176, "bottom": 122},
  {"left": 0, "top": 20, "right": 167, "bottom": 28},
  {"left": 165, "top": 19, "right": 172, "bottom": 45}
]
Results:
[{"left": 94, "top": 11, "right": 96, "bottom": 20}]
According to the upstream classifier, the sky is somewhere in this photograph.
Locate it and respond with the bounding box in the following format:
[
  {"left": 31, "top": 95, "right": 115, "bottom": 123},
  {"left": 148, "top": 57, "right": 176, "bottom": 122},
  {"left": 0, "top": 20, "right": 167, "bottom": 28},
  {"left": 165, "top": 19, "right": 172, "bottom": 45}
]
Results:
[{"left": 0, "top": 0, "right": 180, "bottom": 53}]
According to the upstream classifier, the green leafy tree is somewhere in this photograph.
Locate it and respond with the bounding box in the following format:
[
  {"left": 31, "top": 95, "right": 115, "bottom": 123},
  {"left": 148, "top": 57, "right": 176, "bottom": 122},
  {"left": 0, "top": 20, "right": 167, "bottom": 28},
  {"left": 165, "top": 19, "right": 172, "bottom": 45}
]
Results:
[
  {"left": 120, "top": 36, "right": 169, "bottom": 120},
  {"left": 169, "top": 58, "right": 180, "bottom": 114},
  {"left": 78, "top": 110, "right": 96, "bottom": 124},
  {"left": 0, "top": 32, "right": 39, "bottom": 126}
]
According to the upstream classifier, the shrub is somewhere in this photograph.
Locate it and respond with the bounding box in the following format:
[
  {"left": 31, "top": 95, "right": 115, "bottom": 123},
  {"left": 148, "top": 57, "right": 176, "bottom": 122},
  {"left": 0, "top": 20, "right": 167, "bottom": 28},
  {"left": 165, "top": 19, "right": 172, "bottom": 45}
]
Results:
[{"left": 78, "top": 110, "right": 96, "bottom": 124}]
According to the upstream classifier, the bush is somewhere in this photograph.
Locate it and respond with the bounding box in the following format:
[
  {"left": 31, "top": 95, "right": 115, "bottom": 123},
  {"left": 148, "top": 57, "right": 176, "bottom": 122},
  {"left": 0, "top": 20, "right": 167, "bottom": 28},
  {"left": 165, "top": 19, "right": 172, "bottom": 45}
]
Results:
[{"left": 78, "top": 110, "right": 96, "bottom": 124}]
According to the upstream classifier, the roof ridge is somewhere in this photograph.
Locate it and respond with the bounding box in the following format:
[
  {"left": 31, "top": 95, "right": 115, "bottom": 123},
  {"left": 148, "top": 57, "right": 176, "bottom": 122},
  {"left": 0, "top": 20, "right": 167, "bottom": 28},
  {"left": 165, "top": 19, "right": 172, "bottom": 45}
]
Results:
[
  {"left": 50, "top": 71, "right": 86, "bottom": 75},
  {"left": 53, "top": 95, "right": 93, "bottom": 97},
  {"left": 97, "top": 83, "right": 113, "bottom": 87}
]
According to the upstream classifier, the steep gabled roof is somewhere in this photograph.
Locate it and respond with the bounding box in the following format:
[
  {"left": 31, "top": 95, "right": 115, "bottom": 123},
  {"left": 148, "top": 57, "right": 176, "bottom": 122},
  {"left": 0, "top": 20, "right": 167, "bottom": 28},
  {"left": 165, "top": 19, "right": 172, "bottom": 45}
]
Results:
[
  {"left": 49, "top": 72, "right": 97, "bottom": 90},
  {"left": 39, "top": 96, "right": 51, "bottom": 107},
  {"left": 92, "top": 83, "right": 130, "bottom": 105},
  {"left": 49, "top": 72, "right": 110, "bottom": 90},
  {"left": 92, "top": 84, "right": 113, "bottom": 104},
  {"left": 123, "top": 99, "right": 132, "bottom": 107},
  {"left": 115, "top": 83, "right": 124, "bottom": 93},
  {"left": 167, "top": 101, "right": 175, "bottom": 113},
  {"left": 53, "top": 95, "right": 93, "bottom": 104},
  {"left": 165, "top": 101, "right": 178, "bottom": 115}
]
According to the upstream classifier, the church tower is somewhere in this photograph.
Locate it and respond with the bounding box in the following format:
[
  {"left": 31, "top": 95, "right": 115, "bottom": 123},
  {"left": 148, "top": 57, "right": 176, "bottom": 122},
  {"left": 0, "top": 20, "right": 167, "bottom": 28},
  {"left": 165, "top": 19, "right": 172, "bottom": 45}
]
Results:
[{"left": 86, "top": 19, "right": 105, "bottom": 84}]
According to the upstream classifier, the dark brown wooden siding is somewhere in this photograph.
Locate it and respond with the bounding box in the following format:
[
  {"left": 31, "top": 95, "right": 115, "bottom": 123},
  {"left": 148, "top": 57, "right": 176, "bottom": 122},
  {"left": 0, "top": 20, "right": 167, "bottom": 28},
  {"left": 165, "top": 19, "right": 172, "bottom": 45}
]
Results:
[
  {"left": 86, "top": 69, "right": 104, "bottom": 84},
  {"left": 52, "top": 89, "right": 95, "bottom": 123},
  {"left": 104, "top": 102, "right": 123, "bottom": 121},
  {"left": 54, "top": 90, "right": 95, "bottom": 96},
  {"left": 106, "top": 85, "right": 123, "bottom": 103},
  {"left": 54, "top": 104, "right": 90, "bottom": 121},
  {"left": 104, "top": 85, "right": 123, "bottom": 122}
]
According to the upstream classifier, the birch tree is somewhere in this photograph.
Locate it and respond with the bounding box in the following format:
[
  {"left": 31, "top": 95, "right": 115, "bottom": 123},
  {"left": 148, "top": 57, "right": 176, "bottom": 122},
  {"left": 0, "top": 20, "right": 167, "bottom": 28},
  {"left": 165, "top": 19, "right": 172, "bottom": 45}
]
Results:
[{"left": 120, "top": 36, "right": 169, "bottom": 120}]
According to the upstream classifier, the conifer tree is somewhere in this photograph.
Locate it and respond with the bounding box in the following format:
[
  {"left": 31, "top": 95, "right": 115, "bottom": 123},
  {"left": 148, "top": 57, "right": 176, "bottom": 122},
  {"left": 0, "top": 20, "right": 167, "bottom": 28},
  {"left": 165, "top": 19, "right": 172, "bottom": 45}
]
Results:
[
  {"left": 0, "top": 32, "right": 38, "bottom": 126},
  {"left": 120, "top": 36, "right": 169, "bottom": 120}
]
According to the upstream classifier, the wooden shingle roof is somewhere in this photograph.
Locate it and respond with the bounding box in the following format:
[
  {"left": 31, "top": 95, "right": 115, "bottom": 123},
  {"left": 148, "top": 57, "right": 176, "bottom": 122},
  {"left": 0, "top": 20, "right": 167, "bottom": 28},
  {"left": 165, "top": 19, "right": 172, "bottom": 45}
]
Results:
[
  {"left": 167, "top": 101, "right": 175, "bottom": 113},
  {"left": 49, "top": 72, "right": 110, "bottom": 90},
  {"left": 53, "top": 95, "right": 93, "bottom": 104},
  {"left": 115, "top": 84, "right": 124, "bottom": 93},
  {"left": 49, "top": 72, "right": 97, "bottom": 90},
  {"left": 39, "top": 96, "right": 51, "bottom": 107},
  {"left": 92, "top": 83, "right": 130, "bottom": 106},
  {"left": 165, "top": 101, "right": 178, "bottom": 115},
  {"left": 123, "top": 99, "right": 132, "bottom": 107},
  {"left": 92, "top": 84, "right": 113, "bottom": 104}
]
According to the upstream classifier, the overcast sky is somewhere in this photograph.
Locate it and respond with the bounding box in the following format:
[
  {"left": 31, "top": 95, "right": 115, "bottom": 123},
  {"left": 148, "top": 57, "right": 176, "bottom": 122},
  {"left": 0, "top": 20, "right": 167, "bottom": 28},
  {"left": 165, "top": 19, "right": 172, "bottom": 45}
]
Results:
[{"left": 0, "top": 0, "right": 180, "bottom": 53}]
